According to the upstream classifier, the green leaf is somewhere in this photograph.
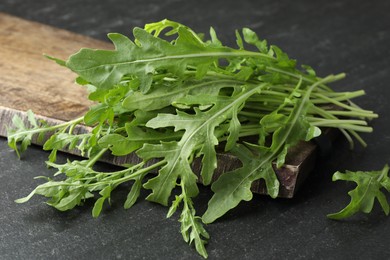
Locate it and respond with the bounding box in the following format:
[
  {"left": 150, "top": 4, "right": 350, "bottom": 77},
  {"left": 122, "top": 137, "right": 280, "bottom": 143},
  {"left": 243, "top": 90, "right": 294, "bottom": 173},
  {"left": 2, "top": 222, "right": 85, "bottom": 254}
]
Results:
[
  {"left": 92, "top": 197, "right": 106, "bottom": 218},
  {"left": 66, "top": 23, "right": 233, "bottom": 94},
  {"left": 138, "top": 141, "right": 199, "bottom": 206},
  {"left": 235, "top": 66, "right": 254, "bottom": 81},
  {"left": 203, "top": 77, "right": 327, "bottom": 224},
  {"left": 43, "top": 133, "right": 81, "bottom": 151},
  {"left": 84, "top": 104, "right": 114, "bottom": 126},
  {"left": 124, "top": 174, "right": 144, "bottom": 209},
  {"left": 98, "top": 133, "right": 139, "bottom": 156},
  {"left": 51, "top": 186, "right": 86, "bottom": 211},
  {"left": 242, "top": 28, "right": 268, "bottom": 54},
  {"left": 48, "top": 149, "right": 58, "bottom": 163},
  {"left": 7, "top": 111, "right": 41, "bottom": 157},
  {"left": 75, "top": 76, "right": 89, "bottom": 85},
  {"left": 301, "top": 64, "right": 316, "bottom": 77},
  {"left": 46, "top": 160, "right": 92, "bottom": 178},
  {"left": 202, "top": 144, "right": 279, "bottom": 224},
  {"left": 178, "top": 187, "right": 209, "bottom": 259},
  {"left": 122, "top": 78, "right": 226, "bottom": 112},
  {"left": 27, "top": 110, "right": 38, "bottom": 127},
  {"left": 18, "top": 180, "right": 88, "bottom": 212},
  {"left": 141, "top": 85, "right": 264, "bottom": 203},
  {"left": 328, "top": 165, "right": 390, "bottom": 219},
  {"left": 235, "top": 30, "right": 244, "bottom": 49},
  {"left": 99, "top": 124, "right": 182, "bottom": 156},
  {"left": 92, "top": 185, "right": 112, "bottom": 217},
  {"left": 167, "top": 194, "right": 183, "bottom": 218},
  {"left": 209, "top": 27, "right": 222, "bottom": 47},
  {"left": 225, "top": 103, "right": 241, "bottom": 151},
  {"left": 271, "top": 45, "right": 296, "bottom": 68}
]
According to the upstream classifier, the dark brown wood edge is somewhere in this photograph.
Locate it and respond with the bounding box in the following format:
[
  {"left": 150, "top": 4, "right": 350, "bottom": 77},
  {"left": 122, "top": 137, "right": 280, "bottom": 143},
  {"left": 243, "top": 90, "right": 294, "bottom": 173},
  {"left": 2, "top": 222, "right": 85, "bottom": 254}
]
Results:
[{"left": 0, "top": 105, "right": 318, "bottom": 198}]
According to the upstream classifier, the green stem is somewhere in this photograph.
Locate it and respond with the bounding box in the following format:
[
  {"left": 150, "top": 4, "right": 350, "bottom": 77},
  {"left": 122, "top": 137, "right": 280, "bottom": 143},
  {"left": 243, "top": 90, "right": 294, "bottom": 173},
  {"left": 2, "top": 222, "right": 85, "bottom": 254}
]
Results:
[
  {"left": 312, "top": 123, "right": 372, "bottom": 133},
  {"left": 8, "top": 116, "right": 84, "bottom": 139},
  {"left": 317, "top": 110, "right": 377, "bottom": 119},
  {"left": 314, "top": 93, "right": 369, "bottom": 113},
  {"left": 310, "top": 106, "right": 360, "bottom": 148},
  {"left": 266, "top": 68, "right": 345, "bottom": 91},
  {"left": 310, "top": 90, "right": 366, "bottom": 103},
  {"left": 377, "top": 164, "right": 389, "bottom": 182},
  {"left": 86, "top": 148, "right": 109, "bottom": 168},
  {"left": 112, "top": 160, "right": 166, "bottom": 186},
  {"left": 308, "top": 118, "right": 368, "bottom": 126},
  {"left": 33, "top": 160, "right": 165, "bottom": 190}
]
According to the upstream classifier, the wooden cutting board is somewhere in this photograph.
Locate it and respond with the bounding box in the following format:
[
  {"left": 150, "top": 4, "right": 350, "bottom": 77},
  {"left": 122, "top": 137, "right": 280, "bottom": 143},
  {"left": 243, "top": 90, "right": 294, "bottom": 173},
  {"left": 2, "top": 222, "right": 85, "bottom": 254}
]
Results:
[{"left": 0, "top": 12, "right": 317, "bottom": 198}]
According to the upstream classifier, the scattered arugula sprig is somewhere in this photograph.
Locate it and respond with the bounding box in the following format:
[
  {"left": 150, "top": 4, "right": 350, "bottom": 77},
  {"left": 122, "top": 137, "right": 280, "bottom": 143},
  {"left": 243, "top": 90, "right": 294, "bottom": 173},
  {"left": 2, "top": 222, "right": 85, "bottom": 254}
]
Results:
[
  {"left": 7, "top": 20, "right": 379, "bottom": 258},
  {"left": 328, "top": 165, "right": 390, "bottom": 219}
]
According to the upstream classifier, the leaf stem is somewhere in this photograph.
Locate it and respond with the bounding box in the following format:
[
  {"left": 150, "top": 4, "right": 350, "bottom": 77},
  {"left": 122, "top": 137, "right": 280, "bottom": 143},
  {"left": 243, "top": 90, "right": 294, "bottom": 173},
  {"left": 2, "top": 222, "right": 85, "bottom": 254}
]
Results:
[
  {"left": 112, "top": 160, "right": 166, "bottom": 186},
  {"left": 8, "top": 116, "right": 84, "bottom": 139},
  {"left": 86, "top": 148, "right": 109, "bottom": 168}
]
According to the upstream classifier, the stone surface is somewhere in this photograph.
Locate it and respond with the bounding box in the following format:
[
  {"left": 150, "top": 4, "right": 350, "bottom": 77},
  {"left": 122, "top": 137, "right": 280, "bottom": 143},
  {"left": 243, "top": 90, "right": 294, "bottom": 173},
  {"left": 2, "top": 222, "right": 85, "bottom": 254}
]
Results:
[{"left": 1, "top": 1, "right": 390, "bottom": 259}]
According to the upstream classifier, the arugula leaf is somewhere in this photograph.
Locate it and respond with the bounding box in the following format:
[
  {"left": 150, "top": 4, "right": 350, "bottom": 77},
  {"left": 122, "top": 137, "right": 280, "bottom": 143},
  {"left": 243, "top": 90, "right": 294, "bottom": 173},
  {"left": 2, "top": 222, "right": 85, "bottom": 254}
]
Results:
[
  {"left": 167, "top": 180, "right": 209, "bottom": 258},
  {"left": 328, "top": 165, "right": 390, "bottom": 220},
  {"left": 15, "top": 178, "right": 93, "bottom": 212},
  {"left": 7, "top": 111, "right": 86, "bottom": 158},
  {"left": 179, "top": 197, "right": 209, "bottom": 259},
  {"left": 124, "top": 173, "right": 145, "bottom": 209},
  {"left": 202, "top": 144, "right": 279, "bottom": 224},
  {"left": 202, "top": 76, "right": 326, "bottom": 224},
  {"left": 122, "top": 78, "right": 232, "bottom": 112},
  {"left": 137, "top": 141, "right": 199, "bottom": 206},
  {"left": 43, "top": 133, "right": 89, "bottom": 151},
  {"left": 7, "top": 110, "right": 39, "bottom": 157},
  {"left": 66, "top": 22, "right": 234, "bottom": 94},
  {"left": 84, "top": 104, "right": 114, "bottom": 126},
  {"left": 242, "top": 28, "right": 268, "bottom": 54},
  {"left": 98, "top": 124, "right": 181, "bottom": 156},
  {"left": 139, "top": 84, "right": 264, "bottom": 207},
  {"left": 92, "top": 185, "right": 112, "bottom": 218}
]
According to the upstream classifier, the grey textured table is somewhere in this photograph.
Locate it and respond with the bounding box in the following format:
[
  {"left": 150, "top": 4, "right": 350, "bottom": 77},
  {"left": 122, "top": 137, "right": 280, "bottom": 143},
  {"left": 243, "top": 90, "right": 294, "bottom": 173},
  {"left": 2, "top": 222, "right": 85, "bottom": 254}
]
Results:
[{"left": 1, "top": 1, "right": 390, "bottom": 259}]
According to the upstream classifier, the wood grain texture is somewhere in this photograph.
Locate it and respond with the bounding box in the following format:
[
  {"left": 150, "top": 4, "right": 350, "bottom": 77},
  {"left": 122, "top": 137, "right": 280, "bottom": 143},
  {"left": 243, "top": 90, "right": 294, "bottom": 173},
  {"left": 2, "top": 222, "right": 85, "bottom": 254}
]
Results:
[
  {"left": 0, "top": 12, "right": 111, "bottom": 120},
  {"left": 0, "top": 12, "right": 318, "bottom": 198}
]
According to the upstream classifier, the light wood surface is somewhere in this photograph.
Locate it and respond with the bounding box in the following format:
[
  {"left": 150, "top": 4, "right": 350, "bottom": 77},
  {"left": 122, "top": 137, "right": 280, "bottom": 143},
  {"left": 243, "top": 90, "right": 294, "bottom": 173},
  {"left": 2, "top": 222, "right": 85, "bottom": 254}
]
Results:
[{"left": 0, "top": 12, "right": 111, "bottom": 121}]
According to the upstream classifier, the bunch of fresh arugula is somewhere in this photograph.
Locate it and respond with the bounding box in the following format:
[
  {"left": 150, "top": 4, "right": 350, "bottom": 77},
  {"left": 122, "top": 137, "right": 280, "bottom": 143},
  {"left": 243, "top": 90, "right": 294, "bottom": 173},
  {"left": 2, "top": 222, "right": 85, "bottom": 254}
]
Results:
[{"left": 7, "top": 20, "right": 387, "bottom": 258}]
